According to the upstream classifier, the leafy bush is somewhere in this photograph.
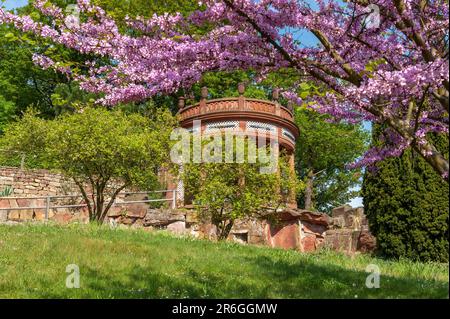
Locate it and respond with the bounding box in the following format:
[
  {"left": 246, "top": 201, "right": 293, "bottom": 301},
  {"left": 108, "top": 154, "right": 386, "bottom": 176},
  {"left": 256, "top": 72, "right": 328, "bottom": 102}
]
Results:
[
  {"left": 183, "top": 137, "right": 302, "bottom": 240},
  {"left": 0, "top": 107, "right": 177, "bottom": 222}
]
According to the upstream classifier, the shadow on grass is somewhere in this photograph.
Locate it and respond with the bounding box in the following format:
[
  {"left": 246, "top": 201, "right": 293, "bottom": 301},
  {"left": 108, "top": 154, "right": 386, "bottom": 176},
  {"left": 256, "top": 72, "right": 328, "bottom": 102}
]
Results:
[{"left": 36, "top": 255, "right": 448, "bottom": 299}]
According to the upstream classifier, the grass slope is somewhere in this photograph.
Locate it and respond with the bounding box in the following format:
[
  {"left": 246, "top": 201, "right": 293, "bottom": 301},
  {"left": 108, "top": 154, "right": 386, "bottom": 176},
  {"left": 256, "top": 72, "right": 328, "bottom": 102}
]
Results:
[{"left": 0, "top": 224, "right": 448, "bottom": 299}]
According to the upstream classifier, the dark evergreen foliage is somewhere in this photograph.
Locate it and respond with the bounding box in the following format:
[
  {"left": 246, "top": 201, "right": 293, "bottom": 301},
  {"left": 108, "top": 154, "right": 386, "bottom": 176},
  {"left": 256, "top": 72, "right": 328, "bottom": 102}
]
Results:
[{"left": 363, "top": 131, "right": 449, "bottom": 262}]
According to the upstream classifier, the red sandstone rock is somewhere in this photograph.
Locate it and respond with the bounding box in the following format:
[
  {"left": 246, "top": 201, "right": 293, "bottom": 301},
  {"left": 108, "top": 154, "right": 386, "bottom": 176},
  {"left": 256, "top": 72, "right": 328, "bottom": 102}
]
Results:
[
  {"left": 51, "top": 212, "right": 73, "bottom": 224},
  {"left": 20, "top": 210, "right": 35, "bottom": 220},
  {"left": 0, "top": 199, "right": 10, "bottom": 209},
  {"left": 167, "top": 221, "right": 186, "bottom": 235},
  {"left": 125, "top": 204, "right": 147, "bottom": 218},
  {"left": 8, "top": 199, "right": 18, "bottom": 208},
  {"left": 298, "top": 211, "right": 330, "bottom": 226},
  {"left": 108, "top": 208, "right": 123, "bottom": 218},
  {"left": 332, "top": 205, "right": 353, "bottom": 218},
  {"left": 273, "top": 208, "right": 330, "bottom": 226},
  {"left": 302, "top": 221, "right": 327, "bottom": 236},
  {"left": 8, "top": 210, "right": 21, "bottom": 221},
  {"left": 144, "top": 209, "right": 185, "bottom": 227},
  {"left": 302, "top": 235, "right": 317, "bottom": 252},
  {"left": 33, "top": 209, "right": 46, "bottom": 221},
  {"left": 324, "top": 229, "right": 354, "bottom": 252},
  {"left": 268, "top": 221, "right": 299, "bottom": 250},
  {"left": 357, "top": 231, "right": 377, "bottom": 253}
]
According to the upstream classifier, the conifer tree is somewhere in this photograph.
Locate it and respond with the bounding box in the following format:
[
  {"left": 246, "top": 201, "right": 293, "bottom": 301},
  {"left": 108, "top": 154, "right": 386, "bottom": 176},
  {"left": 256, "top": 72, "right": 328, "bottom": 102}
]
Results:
[{"left": 362, "top": 129, "right": 449, "bottom": 262}]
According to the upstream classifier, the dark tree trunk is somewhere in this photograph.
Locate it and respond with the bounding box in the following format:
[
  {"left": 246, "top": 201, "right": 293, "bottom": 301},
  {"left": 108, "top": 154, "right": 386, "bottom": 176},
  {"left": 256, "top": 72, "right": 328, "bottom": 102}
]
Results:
[
  {"left": 218, "top": 220, "right": 234, "bottom": 241},
  {"left": 74, "top": 179, "right": 94, "bottom": 221},
  {"left": 100, "top": 184, "right": 127, "bottom": 223},
  {"left": 304, "top": 169, "right": 314, "bottom": 210},
  {"left": 95, "top": 183, "right": 105, "bottom": 223}
]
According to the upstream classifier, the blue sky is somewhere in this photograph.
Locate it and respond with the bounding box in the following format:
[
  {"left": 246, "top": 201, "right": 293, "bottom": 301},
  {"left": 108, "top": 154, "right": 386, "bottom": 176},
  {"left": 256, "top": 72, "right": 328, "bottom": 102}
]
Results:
[
  {"left": 2, "top": 0, "right": 28, "bottom": 10},
  {"left": 3, "top": 0, "right": 365, "bottom": 208}
]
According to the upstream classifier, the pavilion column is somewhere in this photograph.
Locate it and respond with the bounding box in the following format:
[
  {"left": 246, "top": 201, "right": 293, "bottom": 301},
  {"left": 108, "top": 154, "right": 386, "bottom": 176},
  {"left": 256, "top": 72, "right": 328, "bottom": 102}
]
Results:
[
  {"left": 200, "top": 87, "right": 208, "bottom": 114},
  {"left": 288, "top": 151, "right": 298, "bottom": 209},
  {"left": 238, "top": 83, "right": 245, "bottom": 110},
  {"left": 273, "top": 88, "right": 281, "bottom": 117},
  {"left": 176, "top": 164, "right": 185, "bottom": 207}
]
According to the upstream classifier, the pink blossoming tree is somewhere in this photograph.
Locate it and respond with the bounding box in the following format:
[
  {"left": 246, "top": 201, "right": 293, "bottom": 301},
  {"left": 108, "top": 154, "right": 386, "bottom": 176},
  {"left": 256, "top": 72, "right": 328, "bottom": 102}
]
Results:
[{"left": 1, "top": 0, "right": 448, "bottom": 179}]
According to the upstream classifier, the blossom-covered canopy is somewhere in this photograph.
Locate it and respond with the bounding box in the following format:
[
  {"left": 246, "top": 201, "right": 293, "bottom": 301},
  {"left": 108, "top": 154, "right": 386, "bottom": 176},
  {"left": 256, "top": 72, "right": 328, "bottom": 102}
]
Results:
[{"left": 1, "top": 0, "right": 448, "bottom": 178}]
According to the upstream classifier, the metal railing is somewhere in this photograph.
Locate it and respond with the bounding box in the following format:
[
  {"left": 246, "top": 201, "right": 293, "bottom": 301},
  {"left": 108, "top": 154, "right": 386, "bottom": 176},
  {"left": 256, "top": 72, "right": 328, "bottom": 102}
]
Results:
[{"left": 0, "top": 190, "right": 177, "bottom": 220}]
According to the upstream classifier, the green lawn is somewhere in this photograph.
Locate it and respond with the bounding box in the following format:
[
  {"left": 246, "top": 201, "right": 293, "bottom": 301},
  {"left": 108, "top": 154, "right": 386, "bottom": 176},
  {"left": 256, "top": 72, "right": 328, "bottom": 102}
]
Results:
[{"left": 0, "top": 223, "right": 448, "bottom": 299}]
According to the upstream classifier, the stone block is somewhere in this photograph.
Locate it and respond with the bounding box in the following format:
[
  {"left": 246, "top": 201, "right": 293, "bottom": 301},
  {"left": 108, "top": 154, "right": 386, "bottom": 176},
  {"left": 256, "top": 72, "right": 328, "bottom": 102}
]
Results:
[
  {"left": 248, "top": 234, "right": 265, "bottom": 245},
  {"left": 33, "top": 209, "right": 46, "bottom": 221},
  {"left": 108, "top": 208, "right": 124, "bottom": 218},
  {"left": 143, "top": 209, "right": 185, "bottom": 227},
  {"left": 131, "top": 218, "right": 144, "bottom": 228},
  {"left": 357, "top": 230, "right": 377, "bottom": 253},
  {"left": 331, "top": 216, "right": 346, "bottom": 229},
  {"left": 298, "top": 210, "right": 330, "bottom": 226},
  {"left": 47, "top": 210, "right": 55, "bottom": 219},
  {"left": 8, "top": 210, "right": 21, "bottom": 221},
  {"left": 125, "top": 204, "right": 147, "bottom": 218},
  {"left": 48, "top": 182, "right": 61, "bottom": 187},
  {"left": 324, "top": 229, "right": 354, "bottom": 252},
  {"left": 0, "top": 199, "right": 10, "bottom": 209},
  {"left": 118, "top": 216, "right": 136, "bottom": 225},
  {"left": 355, "top": 207, "right": 365, "bottom": 217},
  {"left": 247, "top": 220, "right": 266, "bottom": 241},
  {"left": 51, "top": 212, "right": 73, "bottom": 224},
  {"left": 36, "top": 199, "right": 46, "bottom": 208},
  {"left": 332, "top": 205, "right": 353, "bottom": 218},
  {"left": 17, "top": 198, "right": 31, "bottom": 207},
  {"left": 20, "top": 210, "right": 35, "bottom": 220},
  {"left": 0, "top": 210, "right": 7, "bottom": 222},
  {"left": 0, "top": 175, "right": 14, "bottom": 181},
  {"left": 8, "top": 199, "right": 18, "bottom": 208},
  {"left": 302, "top": 221, "right": 327, "bottom": 236},
  {"left": 166, "top": 221, "right": 186, "bottom": 235},
  {"left": 301, "top": 234, "right": 317, "bottom": 252}
]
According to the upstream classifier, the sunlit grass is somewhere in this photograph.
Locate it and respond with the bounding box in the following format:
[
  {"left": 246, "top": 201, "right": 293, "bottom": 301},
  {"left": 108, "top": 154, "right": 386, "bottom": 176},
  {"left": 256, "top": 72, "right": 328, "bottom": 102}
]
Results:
[{"left": 0, "top": 223, "right": 448, "bottom": 299}]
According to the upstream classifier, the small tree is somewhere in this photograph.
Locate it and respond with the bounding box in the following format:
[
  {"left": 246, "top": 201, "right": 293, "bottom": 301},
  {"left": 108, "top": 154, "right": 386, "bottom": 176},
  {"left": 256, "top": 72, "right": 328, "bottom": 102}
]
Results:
[
  {"left": 183, "top": 137, "right": 300, "bottom": 240},
  {"left": 0, "top": 107, "right": 177, "bottom": 222},
  {"left": 295, "top": 107, "right": 369, "bottom": 213}
]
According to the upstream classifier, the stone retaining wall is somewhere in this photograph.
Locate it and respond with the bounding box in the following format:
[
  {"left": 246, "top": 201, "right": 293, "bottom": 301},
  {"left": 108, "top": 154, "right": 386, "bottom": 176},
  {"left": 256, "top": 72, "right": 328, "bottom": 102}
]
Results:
[
  {"left": 324, "top": 205, "right": 376, "bottom": 254},
  {"left": 0, "top": 166, "right": 77, "bottom": 197},
  {"left": 1, "top": 167, "right": 376, "bottom": 254}
]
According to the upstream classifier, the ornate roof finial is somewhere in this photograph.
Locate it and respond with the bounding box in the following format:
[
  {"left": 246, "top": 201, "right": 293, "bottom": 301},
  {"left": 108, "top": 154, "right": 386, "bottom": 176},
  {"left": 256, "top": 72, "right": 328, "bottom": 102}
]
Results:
[
  {"left": 178, "top": 96, "right": 185, "bottom": 110},
  {"left": 238, "top": 82, "right": 245, "bottom": 96},
  {"left": 272, "top": 88, "right": 280, "bottom": 101},
  {"left": 201, "top": 86, "right": 208, "bottom": 99},
  {"left": 287, "top": 101, "right": 294, "bottom": 112}
]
